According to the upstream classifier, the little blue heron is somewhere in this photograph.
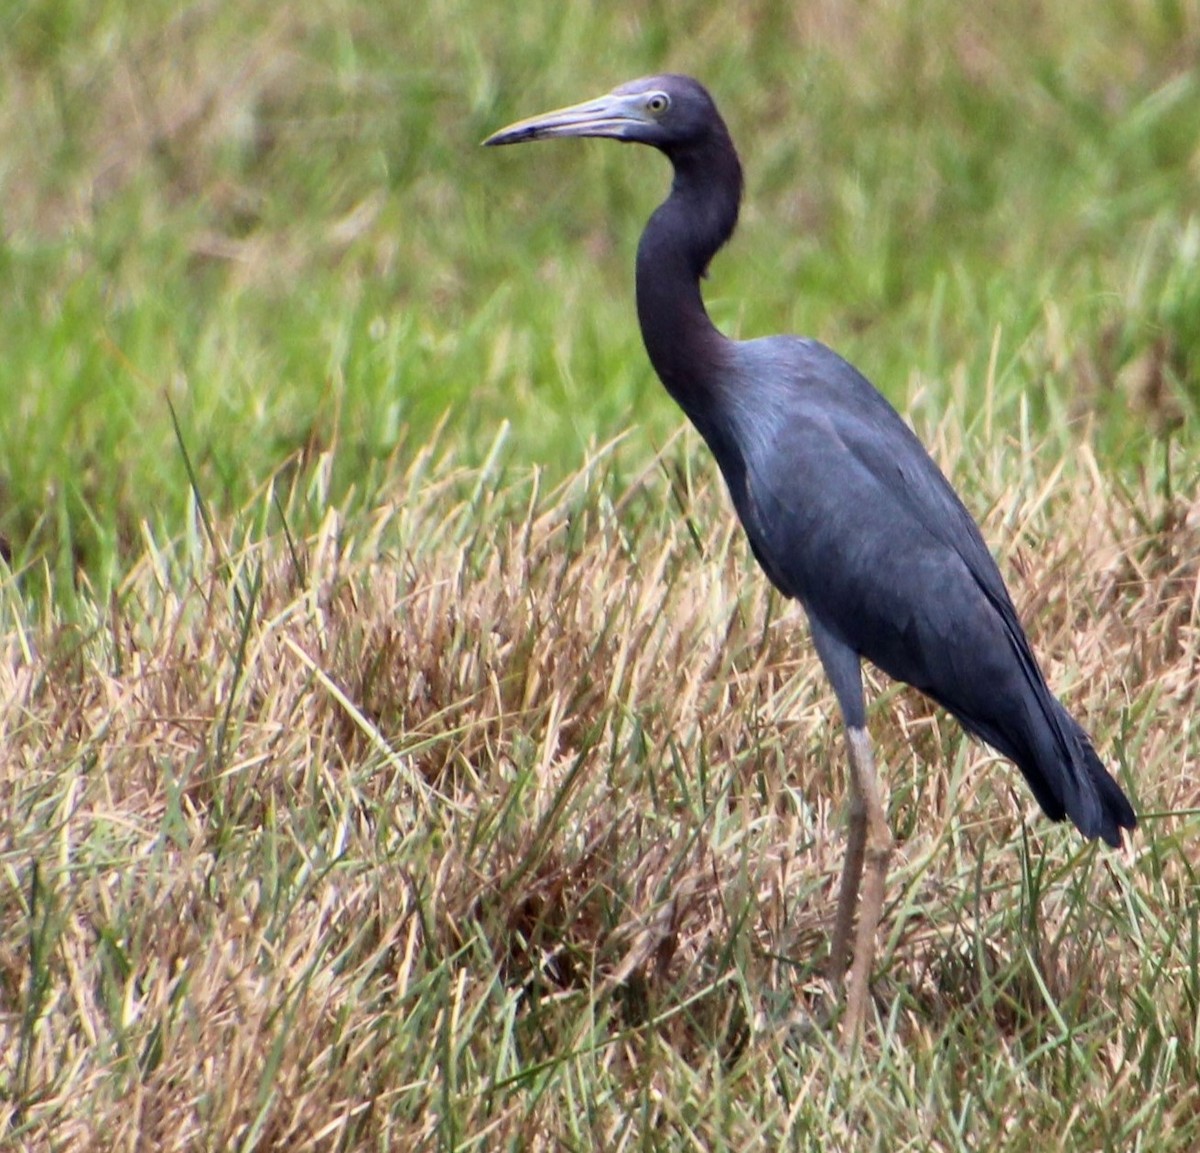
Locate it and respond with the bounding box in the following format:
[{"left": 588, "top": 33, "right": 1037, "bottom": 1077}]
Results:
[{"left": 484, "top": 75, "right": 1136, "bottom": 1041}]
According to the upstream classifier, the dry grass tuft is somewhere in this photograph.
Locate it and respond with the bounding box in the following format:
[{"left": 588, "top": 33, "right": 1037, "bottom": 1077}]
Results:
[{"left": 1, "top": 428, "right": 1197, "bottom": 1148}]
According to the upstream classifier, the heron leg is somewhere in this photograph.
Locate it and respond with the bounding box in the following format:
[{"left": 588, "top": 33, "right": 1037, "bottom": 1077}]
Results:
[
  {"left": 837, "top": 726, "right": 893, "bottom": 1046},
  {"left": 828, "top": 749, "right": 866, "bottom": 988}
]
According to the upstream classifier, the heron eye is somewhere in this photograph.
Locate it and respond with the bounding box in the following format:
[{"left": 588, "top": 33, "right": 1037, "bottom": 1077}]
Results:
[{"left": 646, "top": 93, "right": 670, "bottom": 115}]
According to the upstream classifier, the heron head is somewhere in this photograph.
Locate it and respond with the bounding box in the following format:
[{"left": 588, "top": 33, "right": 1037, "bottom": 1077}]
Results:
[{"left": 483, "top": 75, "right": 723, "bottom": 154}]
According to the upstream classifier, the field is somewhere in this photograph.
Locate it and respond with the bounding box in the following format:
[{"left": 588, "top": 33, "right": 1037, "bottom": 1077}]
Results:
[{"left": 2, "top": 1, "right": 1198, "bottom": 1149}]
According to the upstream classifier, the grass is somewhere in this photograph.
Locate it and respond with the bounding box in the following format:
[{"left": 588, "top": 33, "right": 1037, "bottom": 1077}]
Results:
[
  {"left": 1, "top": 427, "right": 1197, "bottom": 1148},
  {"left": 2, "top": 0, "right": 1199, "bottom": 585},
  {"left": 0, "top": 0, "right": 1198, "bottom": 1148}
]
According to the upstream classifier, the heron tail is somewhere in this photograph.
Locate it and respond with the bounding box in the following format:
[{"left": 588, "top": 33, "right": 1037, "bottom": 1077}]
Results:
[{"left": 1054, "top": 702, "right": 1137, "bottom": 848}]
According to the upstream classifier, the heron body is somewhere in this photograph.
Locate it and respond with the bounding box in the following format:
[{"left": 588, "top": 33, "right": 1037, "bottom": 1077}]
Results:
[{"left": 485, "top": 75, "right": 1136, "bottom": 1040}]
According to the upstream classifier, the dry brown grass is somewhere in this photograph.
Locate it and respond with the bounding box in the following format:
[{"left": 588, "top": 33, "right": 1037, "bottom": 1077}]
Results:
[{"left": 1, "top": 425, "right": 1197, "bottom": 1150}]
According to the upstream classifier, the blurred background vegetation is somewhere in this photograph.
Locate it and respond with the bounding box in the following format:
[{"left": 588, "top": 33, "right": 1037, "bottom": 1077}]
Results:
[{"left": 1, "top": 0, "right": 1197, "bottom": 597}]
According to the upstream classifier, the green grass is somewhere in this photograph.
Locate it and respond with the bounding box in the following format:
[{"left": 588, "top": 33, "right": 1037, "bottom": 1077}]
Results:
[
  {"left": 2, "top": 0, "right": 1198, "bottom": 588},
  {"left": 0, "top": 0, "right": 1198, "bottom": 1148}
]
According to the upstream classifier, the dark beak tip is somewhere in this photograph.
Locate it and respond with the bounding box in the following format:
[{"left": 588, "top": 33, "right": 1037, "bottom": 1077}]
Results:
[{"left": 481, "top": 129, "right": 527, "bottom": 148}]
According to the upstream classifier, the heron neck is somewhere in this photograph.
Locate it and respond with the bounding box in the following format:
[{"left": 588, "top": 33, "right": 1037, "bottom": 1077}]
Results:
[{"left": 635, "top": 141, "right": 742, "bottom": 419}]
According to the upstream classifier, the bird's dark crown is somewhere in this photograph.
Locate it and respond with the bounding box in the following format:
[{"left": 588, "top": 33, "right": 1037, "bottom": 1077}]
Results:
[{"left": 608, "top": 74, "right": 726, "bottom": 152}]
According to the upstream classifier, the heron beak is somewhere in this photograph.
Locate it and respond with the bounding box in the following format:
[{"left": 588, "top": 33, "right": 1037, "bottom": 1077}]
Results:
[{"left": 483, "top": 91, "right": 651, "bottom": 146}]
